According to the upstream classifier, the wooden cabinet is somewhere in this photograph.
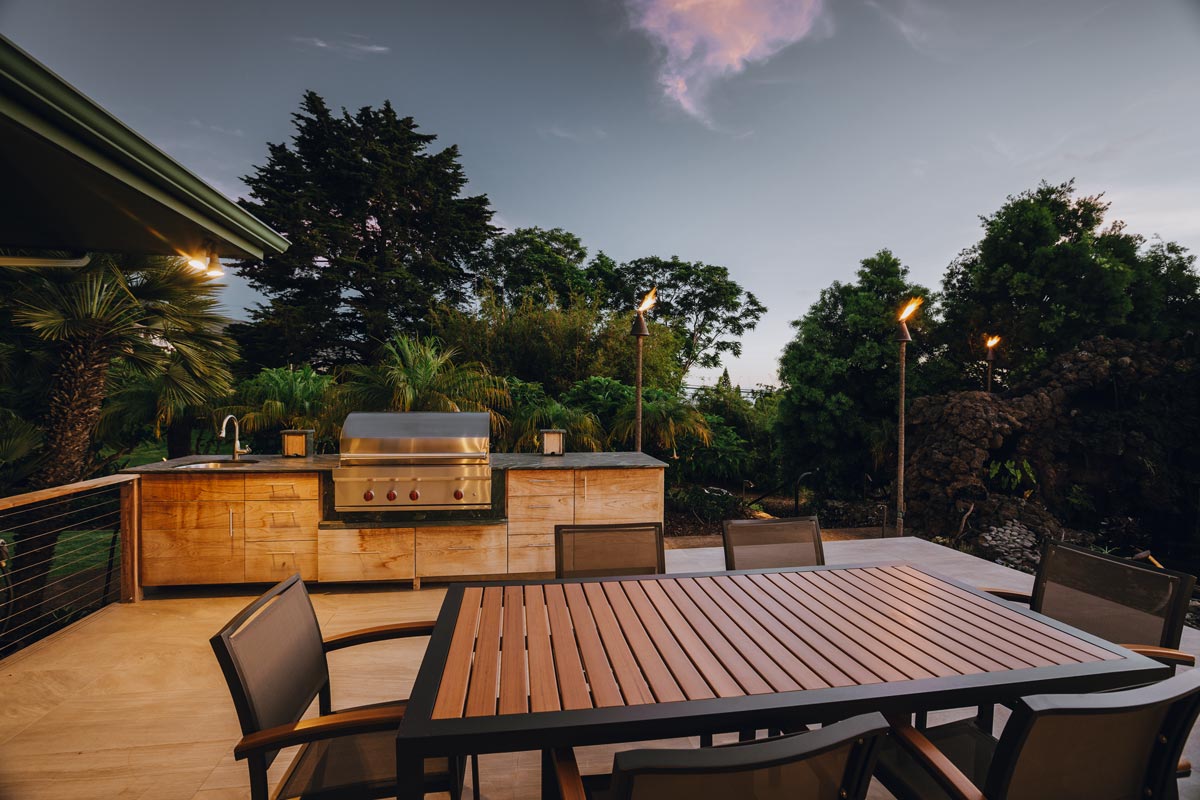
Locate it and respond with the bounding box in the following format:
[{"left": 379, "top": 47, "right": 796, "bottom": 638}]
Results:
[
  {"left": 140, "top": 475, "right": 246, "bottom": 585},
  {"left": 317, "top": 528, "right": 416, "bottom": 582},
  {"left": 140, "top": 471, "right": 321, "bottom": 585},
  {"left": 504, "top": 467, "right": 664, "bottom": 576},
  {"left": 417, "top": 524, "right": 507, "bottom": 579},
  {"left": 573, "top": 469, "right": 664, "bottom": 525}
]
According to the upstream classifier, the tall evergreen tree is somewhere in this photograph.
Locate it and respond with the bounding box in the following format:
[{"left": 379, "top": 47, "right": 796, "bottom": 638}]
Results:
[{"left": 233, "top": 92, "right": 495, "bottom": 368}]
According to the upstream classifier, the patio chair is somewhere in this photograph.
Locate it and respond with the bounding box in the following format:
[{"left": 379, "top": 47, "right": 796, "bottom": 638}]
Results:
[
  {"left": 982, "top": 539, "right": 1196, "bottom": 670},
  {"left": 722, "top": 515, "right": 825, "bottom": 571},
  {"left": 549, "top": 713, "right": 888, "bottom": 800},
  {"left": 210, "top": 573, "right": 469, "bottom": 800},
  {"left": 874, "top": 668, "right": 1200, "bottom": 800},
  {"left": 555, "top": 522, "right": 665, "bottom": 579}
]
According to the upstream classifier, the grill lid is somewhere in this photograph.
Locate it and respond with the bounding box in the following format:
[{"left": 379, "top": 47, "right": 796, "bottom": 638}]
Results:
[{"left": 339, "top": 412, "right": 491, "bottom": 464}]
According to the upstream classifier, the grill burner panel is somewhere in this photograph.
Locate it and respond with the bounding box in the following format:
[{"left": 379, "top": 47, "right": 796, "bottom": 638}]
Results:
[{"left": 334, "top": 412, "right": 492, "bottom": 512}]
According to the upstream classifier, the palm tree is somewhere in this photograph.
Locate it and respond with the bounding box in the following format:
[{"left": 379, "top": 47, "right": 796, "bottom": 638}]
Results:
[
  {"left": 233, "top": 365, "right": 342, "bottom": 448},
  {"left": 341, "top": 335, "right": 510, "bottom": 429},
  {"left": 506, "top": 397, "right": 604, "bottom": 453},
  {"left": 612, "top": 390, "right": 712, "bottom": 457}
]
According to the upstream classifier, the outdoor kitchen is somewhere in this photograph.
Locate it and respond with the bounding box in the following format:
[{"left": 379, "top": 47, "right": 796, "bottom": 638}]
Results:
[{"left": 123, "top": 412, "right": 666, "bottom": 591}]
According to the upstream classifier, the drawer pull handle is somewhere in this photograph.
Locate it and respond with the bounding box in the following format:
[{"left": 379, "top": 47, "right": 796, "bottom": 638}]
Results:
[
  {"left": 529, "top": 504, "right": 551, "bottom": 509},
  {"left": 447, "top": 546, "right": 473, "bottom": 551}
]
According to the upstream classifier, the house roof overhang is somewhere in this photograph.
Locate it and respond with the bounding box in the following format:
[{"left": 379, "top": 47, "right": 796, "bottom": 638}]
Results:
[{"left": 0, "top": 34, "right": 288, "bottom": 261}]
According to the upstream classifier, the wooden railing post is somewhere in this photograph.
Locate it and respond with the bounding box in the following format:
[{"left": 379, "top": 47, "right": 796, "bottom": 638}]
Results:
[{"left": 120, "top": 478, "right": 141, "bottom": 602}]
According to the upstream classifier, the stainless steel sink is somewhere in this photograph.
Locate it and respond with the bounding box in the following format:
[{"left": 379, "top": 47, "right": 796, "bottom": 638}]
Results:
[{"left": 173, "top": 459, "right": 260, "bottom": 469}]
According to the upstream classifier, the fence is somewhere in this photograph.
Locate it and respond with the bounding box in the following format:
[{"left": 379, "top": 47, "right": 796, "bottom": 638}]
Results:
[{"left": 0, "top": 474, "right": 138, "bottom": 656}]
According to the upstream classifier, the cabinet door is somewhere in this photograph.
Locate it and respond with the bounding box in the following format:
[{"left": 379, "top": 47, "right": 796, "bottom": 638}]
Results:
[
  {"left": 573, "top": 469, "right": 664, "bottom": 525},
  {"left": 507, "top": 533, "right": 555, "bottom": 574},
  {"left": 245, "top": 539, "right": 317, "bottom": 582},
  {"left": 416, "top": 525, "right": 507, "bottom": 577},
  {"left": 140, "top": 501, "right": 244, "bottom": 585},
  {"left": 507, "top": 470, "right": 574, "bottom": 497},
  {"left": 244, "top": 500, "right": 320, "bottom": 541},
  {"left": 317, "top": 528, "right": 415, "bottom": 582}
]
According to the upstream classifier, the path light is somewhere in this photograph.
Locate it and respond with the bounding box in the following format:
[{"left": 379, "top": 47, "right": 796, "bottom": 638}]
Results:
[
  {"left": 630, "top": 287, "right": 656, "bottom": 452},
  {"left": 896, "top": 296, "right": 923, "bottom": 538},
  {"left": 985, "top": 334, "right": 1001, "bottom": 393}
]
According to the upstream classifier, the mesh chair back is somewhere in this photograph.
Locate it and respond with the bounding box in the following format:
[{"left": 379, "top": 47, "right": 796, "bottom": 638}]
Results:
[
  {"left": 1032, "top": 541, "right": 1195, "bottom": 648},
  {"left": 723, "top": 516, "right": 825, "bottom": 571},
  {"left": 986, "top": 669, "right": 1200, "bottom": 800},
  {"left": 608, "top": 713, "right": 887, "bottom": 800},
  {"left": 210, "top": 574, "right": 329, "bottom": 767},
  {"left": 554, "top": 522, "right": 664, "bottom": 579}
]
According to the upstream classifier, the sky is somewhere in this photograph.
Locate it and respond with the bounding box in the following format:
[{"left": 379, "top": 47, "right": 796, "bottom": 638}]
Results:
[{"left": 3, "top": 0, "right": 1199, "bottom": 389}]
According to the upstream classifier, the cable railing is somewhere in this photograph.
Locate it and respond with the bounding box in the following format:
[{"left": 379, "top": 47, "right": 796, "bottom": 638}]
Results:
[{"left": 0, "top": 474, "right": 137, "bottom": 657}]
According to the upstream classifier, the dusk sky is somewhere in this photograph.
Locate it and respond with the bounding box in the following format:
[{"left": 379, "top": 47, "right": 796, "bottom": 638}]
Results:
[{"left": 3, "top": 0, "right": 1199, "bottom": 388}]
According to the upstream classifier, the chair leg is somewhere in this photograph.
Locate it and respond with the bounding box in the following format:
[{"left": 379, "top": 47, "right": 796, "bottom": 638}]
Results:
[
  {"left": 914, "top": 711, "right": 928, "bottom": 730},
  {"left": 738, "top": 729, "right": 756, "bottom": 742},
  {"left": 700, "top": 733, "right": 713, "bottom": 748},
  {"left": 472, "top": 754, "right": 481, "bottom": 800}
]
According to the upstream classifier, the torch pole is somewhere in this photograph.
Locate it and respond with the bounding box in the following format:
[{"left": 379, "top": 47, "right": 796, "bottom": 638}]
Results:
[
  {"left": 897, "top": 337, "right": 907, "bottom": 538},
  {"left": 986, "top": 350, "right": 994, "bottom": 393},
  {"left": 635, "top": 327, "right": 644, "bottom": 452}
]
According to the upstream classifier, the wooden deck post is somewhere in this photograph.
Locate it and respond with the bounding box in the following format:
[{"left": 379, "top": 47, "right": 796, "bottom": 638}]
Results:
[{"left": 120, "top": 478, "right": 142, "bottom": 602}]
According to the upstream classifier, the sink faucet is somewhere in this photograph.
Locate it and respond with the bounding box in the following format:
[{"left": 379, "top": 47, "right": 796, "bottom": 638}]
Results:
[{"left": 219, "top": 415, "right": 251, "bottom": 461}]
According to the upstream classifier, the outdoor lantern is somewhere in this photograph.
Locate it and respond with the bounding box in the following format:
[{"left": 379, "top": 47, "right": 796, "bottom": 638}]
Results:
[{"left": 540, "top": 429, "right": 565, "bottom": 456}]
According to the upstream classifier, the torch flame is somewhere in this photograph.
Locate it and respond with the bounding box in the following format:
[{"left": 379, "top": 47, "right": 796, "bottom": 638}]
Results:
[
  {"left": 898, "top": 297, "right": 923, "bottom": 322},
  {"left": 637, "top": 287, "right": 658, "bottom": 313},
  {"left": 985, "top": 335, "right": 1001, "bottom": 349}
]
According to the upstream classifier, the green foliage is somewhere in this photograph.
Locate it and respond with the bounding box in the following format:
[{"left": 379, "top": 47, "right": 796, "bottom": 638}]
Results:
[
  {"left": 611, "top": 388, "right": 711, "bottom": 458},
  {"left": 666, "top": 484, "right": 742, "bottom": 524},
  {"left": 498, "top": 378, "right": 603, "bottom": 453},
  {"left": 561, "top": 377, "right": 635, "bottom": 432},
  {"left": 234, "top": 366, "right": 341, "bottom": 450},
  {"left": 775, "top": 249, "right": 942, "bottom": 495},
  {"left": 986, "top": 458, "right": 1037, "bottom": 495},
  {"left": 675, "top": 413, "right": 748, "bottom": 484},
  {"left": 234, "top": 91, "right": 495, "bottom": 369},
  {"left": 476, "top": 227, "right": 592, "bottom": 307}
]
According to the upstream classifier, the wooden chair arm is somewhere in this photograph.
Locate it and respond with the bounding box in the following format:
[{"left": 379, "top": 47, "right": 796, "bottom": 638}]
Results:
[
  {"left": 550, "top": 748, "right": 588, "bottom": 800},
  {"left": 885, "top": 716, "right": 987, "bottom": 800},
  {"left": 234, "top": 702, "right": 407, "bottom": 759},
  {"left": 978, "top": 587, "right": 1032, "bottom": 604},
  {"left": 1121, "top": 644, "right": 1196, "bottom": 667},
  {"left": 323, "top": 620, "right": 436, "bottom": 651}
]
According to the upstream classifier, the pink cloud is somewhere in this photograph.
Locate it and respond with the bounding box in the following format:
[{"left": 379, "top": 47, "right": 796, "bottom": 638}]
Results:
[{"left": 626, "top": 0, "right": 826, "bottom": 123}]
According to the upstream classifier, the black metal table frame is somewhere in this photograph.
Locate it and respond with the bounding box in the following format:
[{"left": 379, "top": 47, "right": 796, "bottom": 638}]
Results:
[{"left": 394, "top": 561, "right": 1170, "bottom": 799}]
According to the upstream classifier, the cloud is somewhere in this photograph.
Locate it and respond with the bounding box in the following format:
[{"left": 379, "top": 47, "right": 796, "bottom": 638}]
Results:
[
  {"left": 865, "top": 0, "right": 957, "bottom": 60},
  {"left": 538, "top": 125, "right": 609, "bottom": 143},
  {"left": 625, "top": 0, "right": 827, "bottom": 124},
  {"left": 290, "top": 35, "right": 390, "bottom": 58}
]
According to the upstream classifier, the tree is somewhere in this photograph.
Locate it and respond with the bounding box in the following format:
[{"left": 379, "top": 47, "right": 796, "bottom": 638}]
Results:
[
  {"left": 605, "top": 256, "right": 766, "bottom": 375},
  {"left": 234, "top": 92, "right": 495, "bottom": 368},
  {"left": 940, "top": 180, "right": 1147, "bottom": 378},
  {"left": 476, "top": 227, "right": 591, "bottom": 307},
  {"left": 775, "top": 250, "right": 942, "bottom": 495},
  {"left": 500, "top": 379, "right": 603, "bottom": 453},
  {"left": 611, "top": 388, "right": 711, "bottom": 457},
  {"left": 340, "top": 335, "right": 510, "bottom": 430},
  {"left": 233, "top": 366, "right": 342, "bottom": 451}
]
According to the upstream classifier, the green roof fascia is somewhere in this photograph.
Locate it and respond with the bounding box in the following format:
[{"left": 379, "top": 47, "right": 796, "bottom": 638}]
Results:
[{"left": 0, "top": 34, "right": 288, "bottom": 260}]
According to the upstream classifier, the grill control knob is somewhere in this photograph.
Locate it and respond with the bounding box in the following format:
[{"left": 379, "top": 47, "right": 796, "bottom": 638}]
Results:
[
  {"left": 409, "top": 489, "right": 420, "bottom": 501},
  {"left": 453, "top": 489, "right": 464, "bottom": 500},
  {"left": 386, "top": 490, "right": 397, "bottom": 502},
  {"left": 363, "top": 489, "right": 374, "bottom": 502}
]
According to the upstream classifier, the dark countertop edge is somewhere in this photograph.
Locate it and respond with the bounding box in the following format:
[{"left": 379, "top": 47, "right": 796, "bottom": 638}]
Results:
[{"left": 123, "top": 452, "right": 667, "bottom": 474}]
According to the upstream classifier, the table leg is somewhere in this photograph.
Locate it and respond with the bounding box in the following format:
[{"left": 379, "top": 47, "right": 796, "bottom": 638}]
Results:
[
  {"left": 396, "top": 748, "right": 425, "bottom": 800},
  {"left": 541, "top": 749, "right": 559, "bottom": 800}
]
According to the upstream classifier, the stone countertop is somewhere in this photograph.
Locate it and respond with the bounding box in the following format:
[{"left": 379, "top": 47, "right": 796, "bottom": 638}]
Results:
[{"left": 123, "top": 451, "right": 667, "bottom": 474}]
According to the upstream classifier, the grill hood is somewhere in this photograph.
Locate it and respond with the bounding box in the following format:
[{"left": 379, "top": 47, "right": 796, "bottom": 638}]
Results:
[{"left": 339, "top": 412, "right": 491, "bottom": 465}]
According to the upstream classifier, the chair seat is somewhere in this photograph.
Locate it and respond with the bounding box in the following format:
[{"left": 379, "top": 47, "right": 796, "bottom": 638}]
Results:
[
  {"left": 275, "top": 727, "right": 451, "bottom": 800},
  {"left": 874, "top": 718, "right": 997, "bottom": 800}
]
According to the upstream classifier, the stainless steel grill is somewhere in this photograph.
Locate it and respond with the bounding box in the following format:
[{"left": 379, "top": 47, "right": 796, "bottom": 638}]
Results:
[{"left": 333, "top": 412, "right": 492, "bottom": 512}]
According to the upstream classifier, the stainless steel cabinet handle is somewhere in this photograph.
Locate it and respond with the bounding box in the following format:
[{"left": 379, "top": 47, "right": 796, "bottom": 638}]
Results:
[{"left": 229, "top": 508, "right": 234, "bottom": 539}]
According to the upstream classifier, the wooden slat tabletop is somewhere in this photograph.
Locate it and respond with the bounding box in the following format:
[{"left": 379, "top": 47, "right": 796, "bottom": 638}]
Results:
[{"left": 429, "top": 564, "right": 1118, "bottom": 720}]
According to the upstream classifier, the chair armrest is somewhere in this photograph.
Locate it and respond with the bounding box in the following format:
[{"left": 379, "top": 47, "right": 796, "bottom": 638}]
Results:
[
  {"left": 550, "top": 748, "right": 588, "bottom": 800},
  {"left": 1121, "top": 644, "right": 1196, "bottom": 667},
  {"left": 978, "top": 587, "right": 1032, "bottom": 604},
  {"left": 885, "top": 716, "right": 987, "bottom": 800},
  {"left": 323, "top": 620, "right": 436, "bottom": 651},
  {"left": 234, "top": 702, "right": 407, "bottom": 759}
]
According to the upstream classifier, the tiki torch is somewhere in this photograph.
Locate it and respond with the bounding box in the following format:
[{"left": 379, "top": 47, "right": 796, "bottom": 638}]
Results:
[
  {"left": 896, "top": 297, "right": 923, "bottom": 538},
  {"left": 630, "top": 287, "right": 656, "bottom": 452},
  {"left": 985, "top": 335, "right": 1000, "bottom": 393}
]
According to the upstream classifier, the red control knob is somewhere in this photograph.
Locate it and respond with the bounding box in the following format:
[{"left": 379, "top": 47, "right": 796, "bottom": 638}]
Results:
[
  {"left": 409, "top": 489, "right": 420, "bottom": 501},
  {"left": 386, "top": 490, "right": 397, "bottom": 502},
  {"left": 453, "top": 489, "right": 464, "bottom": 500},
  {"left": 363, "top": 489, "right": 374, "bottom": 502}
]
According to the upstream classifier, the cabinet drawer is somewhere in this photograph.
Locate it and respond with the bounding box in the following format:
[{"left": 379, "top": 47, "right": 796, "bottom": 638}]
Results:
[
  {"left": 506, "top": 494, "right": 573, "bottom": 536},
  {"left": 317, "top": 528, "right": 415, "bottom": 582},
  {"left": 141, "top": 554, "right": 244, "bottom": 585},
  {"left": 245, "top": 539, "right": 317, "bottom": 582},
  {"left": 141, "top": 475, "right": 245, "bottom": 502},
  {"left": 245, "top": 474, "right": 320, "bottom": 501},
  {"left": 508, "top": 533, "right": 555, "bottom": 574},
  {"left": 417, "top": 524, "right": 507, "bottom": 577},
  {"left": 507, "top": 470, "right": 574, "bottom": 497},
  {"left": 244, "top": 500, "right": 320, "bottom": 541},
  {"left": 141, "top": 501, "right": 243, "bottom": 532},
  {"left": 573, "top": 492, "right": 664, "bottom": 525},
  {"left": 574, "top": 469, "right": 663, "bottom": 498}
]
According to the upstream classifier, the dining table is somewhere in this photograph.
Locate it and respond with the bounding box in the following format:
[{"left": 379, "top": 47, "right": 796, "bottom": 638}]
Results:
[{"left": 394, "top": 561, "right": 1169, "bottom": 799}]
